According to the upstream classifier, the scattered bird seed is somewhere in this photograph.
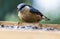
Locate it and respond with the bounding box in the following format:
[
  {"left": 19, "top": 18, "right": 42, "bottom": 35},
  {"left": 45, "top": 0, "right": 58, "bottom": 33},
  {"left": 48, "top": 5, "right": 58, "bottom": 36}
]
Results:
[{"left": 0, "top": 25, "right": 59, "bottom": 31}]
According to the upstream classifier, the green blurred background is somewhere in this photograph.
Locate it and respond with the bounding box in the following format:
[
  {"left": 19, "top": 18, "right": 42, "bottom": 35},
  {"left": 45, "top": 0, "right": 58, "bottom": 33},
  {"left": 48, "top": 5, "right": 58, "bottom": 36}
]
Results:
[
  {"left": 0, "top": 0, "right": 60, "bottom": 24},
  {"left": 0, "top": 0, "right": 32, "bottom": 21}
]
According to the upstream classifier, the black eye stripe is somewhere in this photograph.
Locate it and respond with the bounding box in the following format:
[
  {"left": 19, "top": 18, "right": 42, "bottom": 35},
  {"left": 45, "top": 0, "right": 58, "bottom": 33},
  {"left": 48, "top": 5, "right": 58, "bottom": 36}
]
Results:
[
  {"left": 17, "top": 5, "right": 26, "bottom": 11},
  {"left": 17, "top": 3, "right": 31, "bottom": 11},
  {"left": 20, "top": 5, "right": 26, "bottom": 9},
  {"left": 18, "top": 5, "right": 28, "bottom": 11}
]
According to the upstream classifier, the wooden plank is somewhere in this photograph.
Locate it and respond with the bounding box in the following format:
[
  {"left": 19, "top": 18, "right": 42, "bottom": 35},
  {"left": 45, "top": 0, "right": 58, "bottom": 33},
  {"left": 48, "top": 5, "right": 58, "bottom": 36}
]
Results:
[
  {"left": 0, "top": 21, "right": 60, "bottom": 39},
  {"left": 0, "top": 30, "right": 60, "bottom": 39},
  {"left": 0, "top": 21, "right": 17, "bottom": 26},
  {"left": 0, "top": 21, "right": 60, "bottom": 29}
]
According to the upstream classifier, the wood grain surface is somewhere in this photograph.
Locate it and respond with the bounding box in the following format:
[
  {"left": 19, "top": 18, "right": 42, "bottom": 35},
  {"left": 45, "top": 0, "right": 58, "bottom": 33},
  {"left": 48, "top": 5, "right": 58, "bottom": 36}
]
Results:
[
  {"left": 0, "top": 21, "right": 60, "bottom": 39},
  {"left": 0, "top": 21, "right": 60, "bottom": 29},
  {"left": 0, "top": 29, "right": 60, "bottom": 39}
]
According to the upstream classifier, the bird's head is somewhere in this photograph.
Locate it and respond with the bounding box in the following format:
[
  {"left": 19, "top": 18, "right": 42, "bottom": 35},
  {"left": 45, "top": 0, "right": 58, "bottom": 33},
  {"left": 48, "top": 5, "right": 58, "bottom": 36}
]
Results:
[{"left": 17, "top": 3, "right": 30, "bottom": 11}]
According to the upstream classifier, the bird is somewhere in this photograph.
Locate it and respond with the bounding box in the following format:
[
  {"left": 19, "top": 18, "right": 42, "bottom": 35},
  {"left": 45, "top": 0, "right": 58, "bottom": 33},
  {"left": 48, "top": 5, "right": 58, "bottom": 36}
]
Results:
[{"left": 17, "top": 3, "right": 50, "bottom": 25}]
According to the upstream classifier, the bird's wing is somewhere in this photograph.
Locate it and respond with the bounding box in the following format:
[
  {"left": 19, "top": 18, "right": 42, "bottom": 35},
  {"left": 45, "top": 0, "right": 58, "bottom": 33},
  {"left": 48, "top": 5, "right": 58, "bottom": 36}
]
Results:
[
  {"left": 29, "top": 6, "right": 43, "bottom": 17},
  {"left": 29, "top": 6, "right": 50, "bottom": 20}
]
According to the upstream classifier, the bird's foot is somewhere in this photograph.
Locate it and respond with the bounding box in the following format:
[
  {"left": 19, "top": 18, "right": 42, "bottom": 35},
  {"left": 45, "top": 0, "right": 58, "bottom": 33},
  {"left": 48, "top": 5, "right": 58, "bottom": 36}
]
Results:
[
  {"left": 17, "top": 22, "right": 22, "bottom": 26},
  {"left": 38, "top": 23, "right": 42, "bottom": 29}
]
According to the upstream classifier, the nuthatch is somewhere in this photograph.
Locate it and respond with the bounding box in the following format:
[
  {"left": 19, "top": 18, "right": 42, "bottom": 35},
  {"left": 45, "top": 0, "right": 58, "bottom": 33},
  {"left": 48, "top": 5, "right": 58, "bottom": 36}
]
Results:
[{"left": 17, "top": 3, "right": 50, "bottom": 23}]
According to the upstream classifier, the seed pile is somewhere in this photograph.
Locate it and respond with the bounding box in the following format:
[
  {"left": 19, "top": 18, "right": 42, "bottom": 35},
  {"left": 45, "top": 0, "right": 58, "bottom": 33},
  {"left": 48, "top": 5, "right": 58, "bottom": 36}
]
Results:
[{"left": 0, "top": 25, "right": 59, "bottom": 31}]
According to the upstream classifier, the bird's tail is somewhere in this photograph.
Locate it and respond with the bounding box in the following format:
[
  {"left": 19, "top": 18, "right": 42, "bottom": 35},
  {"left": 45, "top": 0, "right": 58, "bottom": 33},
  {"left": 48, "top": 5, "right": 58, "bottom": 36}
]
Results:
[{"left": 42, "top": 16, "right": 50, "bottom": 21}]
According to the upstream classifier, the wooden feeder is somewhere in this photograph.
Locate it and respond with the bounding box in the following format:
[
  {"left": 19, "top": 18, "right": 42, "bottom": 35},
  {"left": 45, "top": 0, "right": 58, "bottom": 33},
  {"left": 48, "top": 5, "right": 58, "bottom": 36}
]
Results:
[{"left": 0, "top": 21, "right": 60, "bottom": 39}]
